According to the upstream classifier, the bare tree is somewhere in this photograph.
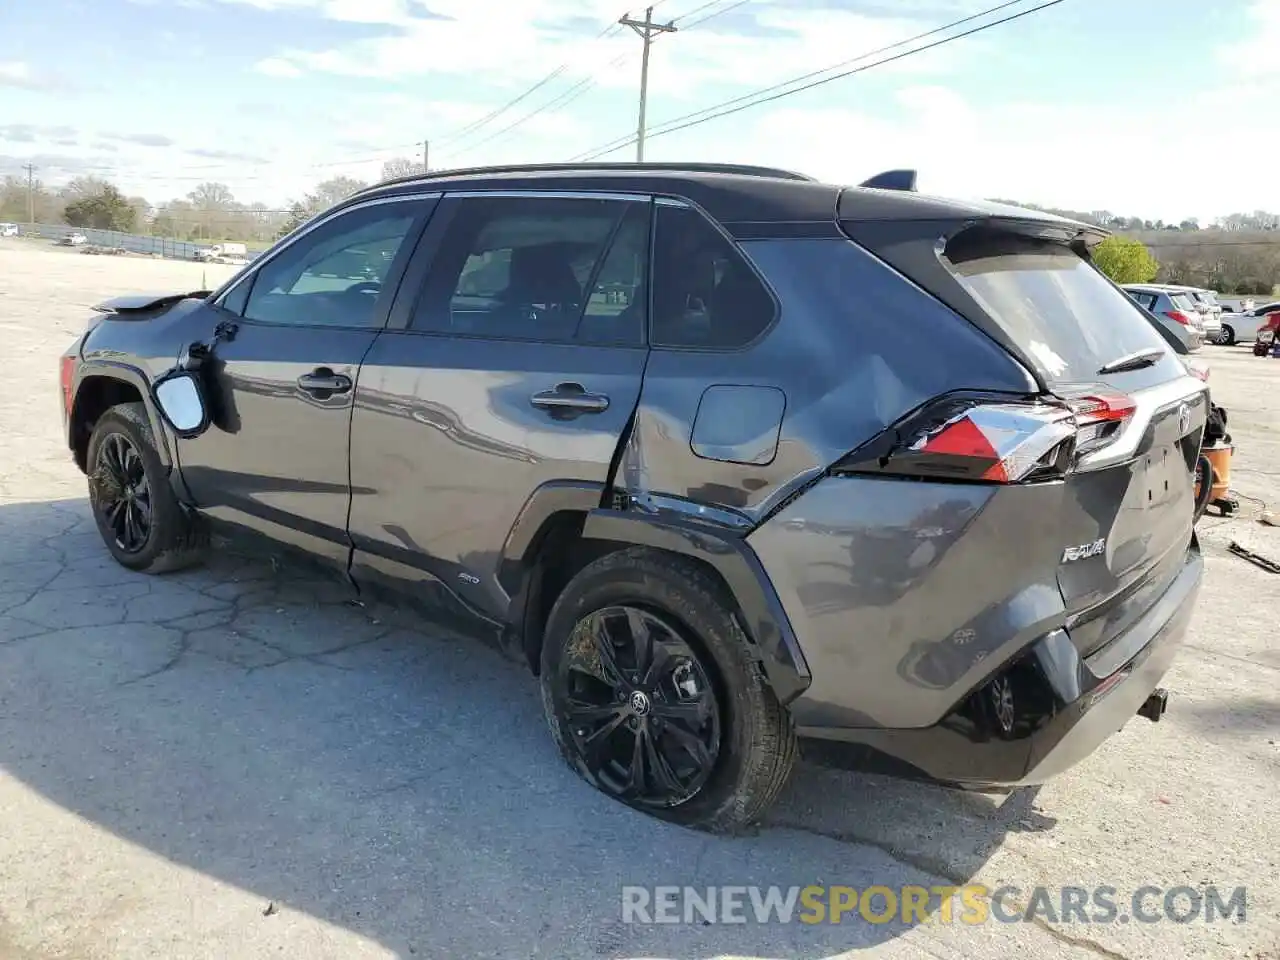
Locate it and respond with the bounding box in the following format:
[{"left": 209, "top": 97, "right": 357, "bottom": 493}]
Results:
[{"left": 379, "top": 157, "right": 425, "bottom": 182}]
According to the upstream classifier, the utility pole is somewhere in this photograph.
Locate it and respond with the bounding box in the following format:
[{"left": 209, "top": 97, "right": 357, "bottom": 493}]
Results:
[
  {"left": 422, "top": 140, "right": 430, "bottom": 173},
  {"left": 620, "top": 7, "right": 676, "bottom": 162},
  {"left": 23, "top": 163, "right": 37, "bottom": 224}
]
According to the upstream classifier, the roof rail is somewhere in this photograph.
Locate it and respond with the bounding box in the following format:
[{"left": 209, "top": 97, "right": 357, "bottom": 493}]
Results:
[
  {"left": 368, "top": 161, "right": 817, "bottom": 191},
  {"left": 859, "top": 169, "right": 918, "bottom": 192}
]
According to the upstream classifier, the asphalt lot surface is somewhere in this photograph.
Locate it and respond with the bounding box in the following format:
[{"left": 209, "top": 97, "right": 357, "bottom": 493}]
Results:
[{"left": 0, "top": 239, "right": 1277, "bottom": 959}]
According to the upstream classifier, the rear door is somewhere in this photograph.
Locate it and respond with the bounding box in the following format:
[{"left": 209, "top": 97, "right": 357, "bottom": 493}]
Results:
[
  {"left": 185, "top": 195, "right": 436, "bottom": 564},
  {"left": 941, "top": 231, "right": 1208, "bottom": 656},
  {"left": 346, "top": 192, "right": 651, "bottom": 618}
]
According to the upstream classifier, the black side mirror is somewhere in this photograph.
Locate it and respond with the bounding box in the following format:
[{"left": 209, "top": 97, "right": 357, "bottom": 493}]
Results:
[{"left": 153, "top": 369, "right": 211, "bottom": 439}]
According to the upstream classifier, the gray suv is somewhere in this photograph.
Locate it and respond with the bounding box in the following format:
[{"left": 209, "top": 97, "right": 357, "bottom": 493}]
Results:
[{"left": 59, "top": 163, "right": 1207, "bottom": 831}]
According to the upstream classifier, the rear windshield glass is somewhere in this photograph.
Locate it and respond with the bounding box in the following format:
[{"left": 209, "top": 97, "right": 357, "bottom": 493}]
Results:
[
  {"left": 945, "top": 235, "right": 1169, "bottom": 382},
  {"left": 1170, "top": 294, "right": 1196, "bottom": 311}
]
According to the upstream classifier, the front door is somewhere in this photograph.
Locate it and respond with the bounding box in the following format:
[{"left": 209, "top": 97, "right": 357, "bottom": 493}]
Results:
[
  {"left": 180, "top": 197, "right": 436, "bottom": 564},
  {"left": 347, "top": 193, "right": 652, "bottom": 617}
]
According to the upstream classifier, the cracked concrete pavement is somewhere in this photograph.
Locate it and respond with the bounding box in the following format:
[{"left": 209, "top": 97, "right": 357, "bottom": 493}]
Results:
[{"left": 0, "top": 241, "right": 1277, "bottom": 959}]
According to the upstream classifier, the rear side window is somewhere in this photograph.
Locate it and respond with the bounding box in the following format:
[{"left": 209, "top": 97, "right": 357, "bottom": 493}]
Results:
[
  {"left": 945, "top": 234, "right": 1169, "bottom": 382},
  {"left": 650, "top": 204, "right": 775, "bottom": 349},
  {"left": 1127, "top": 290, "right": 1156, "bottom": 311}
]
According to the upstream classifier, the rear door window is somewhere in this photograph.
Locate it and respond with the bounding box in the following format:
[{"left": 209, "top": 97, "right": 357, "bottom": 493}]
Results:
[
  {"left": 411, "top": 194, "right": 647, "bottom": 346},
  {"left": 1127, "top": 290, "right": 1156, "bottom": 311},
  {"left": 650, "top": 204, "right": 775, "bottom": 349},
  {"left": 945, "top": 234, "right": 1172, "bottom": 382}
]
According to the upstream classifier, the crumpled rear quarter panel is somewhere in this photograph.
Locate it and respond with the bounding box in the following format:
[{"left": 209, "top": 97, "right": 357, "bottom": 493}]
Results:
[{"left": 748, "top": 474, "right": 1072, "bottom": 730}]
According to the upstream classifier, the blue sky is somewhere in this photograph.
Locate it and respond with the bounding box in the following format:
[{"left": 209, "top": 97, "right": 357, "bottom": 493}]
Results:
[{"left": 1, "top": 0, "right": 1277, "bottom": 221}]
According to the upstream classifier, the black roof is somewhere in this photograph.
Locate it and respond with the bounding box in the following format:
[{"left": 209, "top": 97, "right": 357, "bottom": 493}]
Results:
[{"left": 349, "top": 162, "right": 1098, "bottom": 241}]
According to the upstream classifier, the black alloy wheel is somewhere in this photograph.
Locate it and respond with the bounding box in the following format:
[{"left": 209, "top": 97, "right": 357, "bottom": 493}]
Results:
[
  {"left": 556, "top": 605, "right": 721, "bottom": 809},
  {"left": 92, "top": 432, "right": 152, "bottom": 553}
]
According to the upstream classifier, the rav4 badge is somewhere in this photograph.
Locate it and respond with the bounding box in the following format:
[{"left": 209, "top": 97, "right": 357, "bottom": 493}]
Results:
[{"left": 1062, "top": 539, "right": 1107, "bottom": 563}]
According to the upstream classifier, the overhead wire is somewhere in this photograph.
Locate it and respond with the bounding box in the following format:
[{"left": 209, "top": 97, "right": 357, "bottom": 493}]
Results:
[
  {"left": 568, "top": 0, "right": 1054, "bottom": 162},
  {"left": 679, "top": 0, "right": 753, "bottom": 29},
  {"left": 430, "top": 0, "right": 678, "bottom": 152}
]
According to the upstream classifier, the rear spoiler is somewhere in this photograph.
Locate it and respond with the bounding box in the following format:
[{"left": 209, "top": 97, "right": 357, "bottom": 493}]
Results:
[{"left": 92, "top": 291, "right": 211, "bottom": 314}]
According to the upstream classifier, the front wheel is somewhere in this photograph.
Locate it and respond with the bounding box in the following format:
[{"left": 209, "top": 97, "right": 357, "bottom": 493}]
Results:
[
  {"left": 1219, "top": 325, "right": 1235, "bottom": 346},
  {"left": 540, "top": 547, "right": 797, "bottom": 832},
  {"left": 87, "top": 402, "right": 209, "bottom": 573}
]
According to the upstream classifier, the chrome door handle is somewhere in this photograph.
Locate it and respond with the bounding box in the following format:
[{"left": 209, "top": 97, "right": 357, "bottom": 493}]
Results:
[
  {"left": 297, "top": 369, "right": 352, "bottom": 395},
  {"left": 530, "top": 382, "right": 610, "bottom": 414}
]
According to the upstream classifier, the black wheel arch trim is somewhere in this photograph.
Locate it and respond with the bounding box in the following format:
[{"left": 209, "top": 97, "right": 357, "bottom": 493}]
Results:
[
  {"left": 72, "top": 360, "right": 174, "bottom": 469},
  {"left": 578, "top": 508, "right": 812, "bottom": 705}
]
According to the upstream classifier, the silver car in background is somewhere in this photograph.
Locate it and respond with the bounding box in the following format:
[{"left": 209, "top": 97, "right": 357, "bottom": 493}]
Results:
[
  {"left": 1122, "top": 284, "right": 1204, "bottom": 351},
  {"left": 1163, "top": 286, "right": 1223, "bottom": 342}
]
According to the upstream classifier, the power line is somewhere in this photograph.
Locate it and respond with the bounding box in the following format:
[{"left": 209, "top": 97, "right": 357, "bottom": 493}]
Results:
[
  {"left": 669, "top": 0, "right": 731, "bottom": 24},
  {"left": 436, "top": 51, "right": 636, "bottom": 163},
  {"left": 570, "top": 0, "right": 1051, "bottom": 162},
  {"left": 436, "top": 52, "right": 635, "bottom": 163},
  {"left": 679, "top": 0, "right": 753, "bottom": 29},
  {"left": 429, "top": 2, "right": 674, "bottom": 151},
  {"left": 440, "top": 0, "right": 679, "bottom": 164}
]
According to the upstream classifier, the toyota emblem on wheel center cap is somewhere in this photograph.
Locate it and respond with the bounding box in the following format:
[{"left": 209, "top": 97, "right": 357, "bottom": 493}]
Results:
[{"left": 629, "top": 690, "right": 652, "bottom": 716}]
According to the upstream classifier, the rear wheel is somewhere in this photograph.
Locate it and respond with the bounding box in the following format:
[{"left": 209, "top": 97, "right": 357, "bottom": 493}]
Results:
[
  {"left": 87, "top": 402, "right": 208, "bottom": 573},
  {"left": 540, "top": 547, "right": 797, "bottom": 832}
]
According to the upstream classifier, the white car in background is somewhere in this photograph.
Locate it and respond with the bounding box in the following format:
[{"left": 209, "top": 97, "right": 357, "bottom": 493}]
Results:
[
  {"left": 1222, "top": 301, "right": 1280, "bottom": 345},
  {"left": 59, "top": 232, "right": 88, "bottom": 246},
  {"left": 0, "top": 222, "right": 19, "bottom": 237}
]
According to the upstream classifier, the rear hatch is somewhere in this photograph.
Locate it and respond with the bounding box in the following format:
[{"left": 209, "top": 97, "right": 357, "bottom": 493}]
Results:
[{"left": 840, "top": 207, "right": 1207, "bottom": 659}]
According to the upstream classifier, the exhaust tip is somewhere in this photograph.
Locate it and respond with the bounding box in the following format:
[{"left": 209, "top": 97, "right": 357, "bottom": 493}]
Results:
[{"left": 1137, "top": 688, "right": 1169, "bottom": 723}]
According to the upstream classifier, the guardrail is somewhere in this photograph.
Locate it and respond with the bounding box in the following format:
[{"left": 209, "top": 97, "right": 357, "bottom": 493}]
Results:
[{"left": 9, "top": 223, "right": 266, "bottom": 261}]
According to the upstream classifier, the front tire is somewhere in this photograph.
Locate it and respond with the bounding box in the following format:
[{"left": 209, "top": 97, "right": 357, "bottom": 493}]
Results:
[
  {"left": 540, "top": 547, "right": 797, "bottom": 832},
  {"left": 87, "top": 402, "right": 208, "bottom": 573},
  {"left": 1220, "top": 325, "right": 1235, "bottom": 346}
]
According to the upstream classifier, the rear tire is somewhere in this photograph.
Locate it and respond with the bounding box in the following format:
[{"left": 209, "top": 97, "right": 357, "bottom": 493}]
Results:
[
  {"left": 540, "top": 547, "right": 797, "bottom": 833},
  {"left": 87, "top": 402, "right": 209, "bottom": 573}
]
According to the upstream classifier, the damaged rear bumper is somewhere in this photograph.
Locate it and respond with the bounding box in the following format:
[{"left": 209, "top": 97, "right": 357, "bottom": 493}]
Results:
[{"left": 797, "top": 540, "right": 1203, "bottom": 786}]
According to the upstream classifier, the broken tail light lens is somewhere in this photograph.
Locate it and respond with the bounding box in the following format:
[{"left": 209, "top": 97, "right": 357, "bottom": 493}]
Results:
[
  {"left": 836, "top": 396, "right": 1076, "bottom": 484},
  {"left": 1061, "top": 389, "right": 1137, "bottom": 458},
  {"left": 836, "top": 389, "right": 1137, "bottom": 484}
]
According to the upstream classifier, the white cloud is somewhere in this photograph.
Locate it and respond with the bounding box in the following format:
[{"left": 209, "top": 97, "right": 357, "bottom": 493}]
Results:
[
  {"left": 216, "top": 0, "right": 955, "bottom": 96},
  {"left": 1221, "top": 0, "right": 1280, "bottom": 73},
  {"left": 691, "top": 74, "right": 1280, "bottom": 224},
  {"left": 255, "top": 57, "right": 304, "bottom": 78},
  {"left": 0, "top": 61, "right": 36, "bottom": 87}
]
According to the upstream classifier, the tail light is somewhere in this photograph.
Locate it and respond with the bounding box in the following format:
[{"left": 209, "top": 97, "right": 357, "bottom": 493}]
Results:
[
  {"left": 59, "top": 354, "right": 76, "bottom": 418},
  {"left": 1164, "top": 310, "right": 1192, "bottom": 326},
  {"left": 1061, "top": 389, "right": 1136, "bottom": 457},
  {"left": 835, "top": 389, "right": 1136, "bottom": 484}
]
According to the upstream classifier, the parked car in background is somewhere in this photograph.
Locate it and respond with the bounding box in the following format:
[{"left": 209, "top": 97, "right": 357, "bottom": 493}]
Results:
[
  {"left": 0, "top": 222, "right": 19, "bottom": 237},
  {"left": 194, "top": 242, "right": 249, "bottom": 264},
  {"left": 1226, "top": 301, "right": 1280, "bottom": 346},
  {"left": 1171, "top": 287, "right": 1223, "bottom": 343},
  {"left": 59, "top": 232, "right": 88, "bottom": 247},
  {"left": 59, "top": 163, "right": 1208, "bottom": 830},
  {"left": 1217, "top": 297, "right": 1255, "bottom": 315},
  {"left": 1121, "top": 284, "right": 1203, "bottom": 350}
]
